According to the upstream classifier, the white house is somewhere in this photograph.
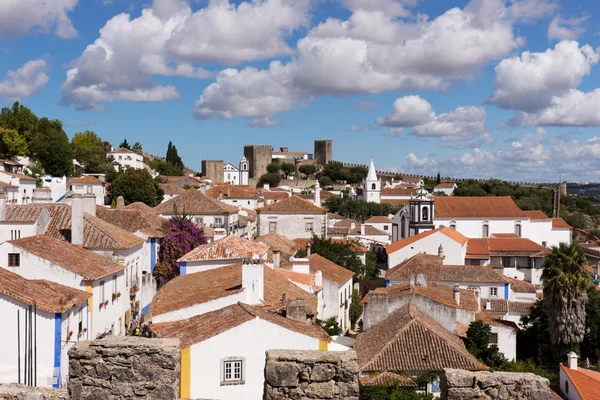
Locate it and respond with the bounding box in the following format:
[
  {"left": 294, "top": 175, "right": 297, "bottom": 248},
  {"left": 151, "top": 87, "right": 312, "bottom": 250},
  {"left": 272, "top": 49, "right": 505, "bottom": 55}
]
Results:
[
  {"left": 41, "top": 175, "right": 67, "bottom": 202},
  {"left": 0, "top": 171, "right": 37, "bottom": 205},
  {"left": 152, "top": 302, "right": 333, "bottom": 400},
  {"left": 0, "top": 235, "right": 127, "bottom": 340},
  {"left": 360, "top": 159, "right": 381, "bottom": 204},
  {"left": 154, "top": 189, "right": 240, "bottom": 236},
  {"left": 107, "top": 148, "right": 145, "bottom": 171},
  {"left": 0, "top": 269, "right": 90, "bottom": 388},
  {"left": 159, "top": 183, "right": 185, "bottom": 203},
  {"left": 0, "top": 194, "right": 51, "bottom": 242},
  {"left": 386, "top": 227, "right": 469, "bottom": 267},
  {"left": 433, "top": 183, "right": 457, "bottom": 195},
  {"left": 474, "top": 311, "right": 518, "bottom": 361},
  {"left": 364, "top": 216, "right": 393, "bottom": 237},
  {"left": 559, "top": 352, "right": 600, "bottom": 400},
  {"left": 206, "top": 184, "right": 264, "bottom": 210},
  {"left": 327, "top": 218, "right": 390, "bottom": 246},
  {"left": 223, "top": 156, "right": 249, "bottom": 186},
  {"left": 177, "top": 235, "right": 270, "bottom": 275},
  {"left": 68, "top": 176, "right": 105, "bottom": 205},
  {"left": 256, "top": 196, "right": 327, "bottom": 239}
]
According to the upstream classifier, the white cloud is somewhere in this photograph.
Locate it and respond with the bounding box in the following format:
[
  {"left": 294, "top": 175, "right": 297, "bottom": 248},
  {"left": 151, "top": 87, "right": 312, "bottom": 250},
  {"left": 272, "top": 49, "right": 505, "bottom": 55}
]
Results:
[
  {"left": 376, "top": 95, "right": 488, "bottom": 143},
  {"left": 487, "top": 41, "right": 599, "bottom": 112},
  {"left": 548, "top": 15, "right": 588, "bottom": 41},
  {"left": 341, "top": 0, "right": 414, "bottom": 17},
  {"left": 0, "top": 0, "right": 78, "bottom": 39},
  {"left": 194, "top": 0, "right": 529, "bottom": 124},
  {"left": 406, "top": 153, "right": 436, "bottom": 168},
  {"left": 507, "top": 0, "right": 557, "bottom": 22},
  {"left": 0, "top": 59, "right": 49, "bottom": 101},
  {"left": 61, "top": 0, "right": 308, "bottom": 110},
  {"left": 344, "top": 125, "right": 364, "bottom": 132}
]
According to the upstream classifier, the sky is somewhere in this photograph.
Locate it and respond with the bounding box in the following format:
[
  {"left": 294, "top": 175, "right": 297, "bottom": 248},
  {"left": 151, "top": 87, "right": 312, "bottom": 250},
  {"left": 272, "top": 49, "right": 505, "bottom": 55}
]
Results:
[{"left": 1, "top": 0, "right": 600, "bottom": 183}]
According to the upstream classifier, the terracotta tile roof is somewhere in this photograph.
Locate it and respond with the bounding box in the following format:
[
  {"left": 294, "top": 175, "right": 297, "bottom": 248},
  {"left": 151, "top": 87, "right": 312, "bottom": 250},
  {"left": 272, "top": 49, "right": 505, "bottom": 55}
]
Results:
[
  {"left": 552, "top": 218, "right": 572, "bottom": 229},
  {"left": 355, "top": 302, "right": 488, "bottom": 373},
  {"left": 403, "top": 177, "right": 423, "bottom": 183},
  {"left": 365, "top": 216, "right": 392, "bottom": 223},
  {"left": 5, "top": 205, "right": 46, "bottom": 222},
  {"left": 380, "top": 199, "right": 409, "bottom": 207},
  {"left": 124, "top": 202, "right": 155, "bottom": 212},
  {"left": 154, "top": 188, "right": 237, "bottom": 215},
  {"left": 177, "top": 235, "right": 269, "bottom": 262},
  {"left": 329, "top": 219, "right": 388, "bottom": 237},
  {"left": 0, "top": 171, "right": 36, "bottom": 181},
  {"left": 386, "top": 253, "right": 507, "bottom": 284},
  {"left": 308, "top": 254, "right": 354, "bottom": 286},
  {"left": 560, "top": 364, "right": 600, "bottom": 400},
  {"left": 524, "top": 210, "right": 550, "bottom": 220},
  {"left": 150, "top": 263, "right": 317, "bottom": 317},
  {"left": 359, "top": 372, "right": 416, "bottom": 387},
  {"left": 9, "top": 235, "right": 126, "bottom": 280},
  {"left": 257, "top": 195, "right": 326, "bottom": 213},
  {"left": 159, "top": 183, "right": 185, "bottom": 195},
  {"left": 207, "top": 184, "right": 260, "bottom": 199},
  {"left": 434, "top": 196, "right": 526, "bottom": 219},
  {"left": 434, "top": 183, "right": 456, "bottom": 189},
  {"left": 387, "top": 227, "right": 468, "bottom": 254},
  {"left": 95, "top": 206, "right": 165, "bottom": 238},
  {"left": 275, "top": 268, "right": 321, "bottom": 291},
  {"left": 327, "top": 212, "right": 345, "bottom": 220},
  {"left": 69, "top": 176, "right": 102, "bottom": 184},
  {"left": 0, "top": 181, "right": 18, "bottom": 189},
  {"left": 381, "top": 188, "right": 417, "bottom": 197},
  {"left": 456, "top": 323, "right": 469, "bottom": 337},
  {"left": 262, "top": 191, "right": 290, "bottom": 200},
  {"left": 481, "top": 298, "right": 533, "bottom": 314},
  {"left": 466, "top": 238, "right": 548, "bottom": 259},
  {"left": 505, "top": 277, "right": 537, "bottom": 294},
  {"left": 491, "top": 233, "right": 519, "bottom": 238},
  {"left": 0, "top": 268, "right": 90, "bottom": 313},
  {"left": 256, "top": 232, "right": 300, "bottom": 258},
  {"left": 108, "top": 148, "right": 140, "bottom": 154},
  {"left": 299, "top": 190, "right": 339, "bottom": 203},
  {"left": 364, "top": 283, "right": 478, "bottom": 311},
  {"left": 475, "top": 312, "right": 518, "bottom": 329},
  {"left": 293, "top": 238, "right": 368, "bottom": 254}
]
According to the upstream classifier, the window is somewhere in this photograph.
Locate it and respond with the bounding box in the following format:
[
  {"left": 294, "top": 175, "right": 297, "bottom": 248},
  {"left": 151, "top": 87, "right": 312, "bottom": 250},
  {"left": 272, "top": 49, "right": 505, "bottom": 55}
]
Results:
[
  {"left": 118, "top": 317, "right": 122, "bottom": 335},
  {"left": 542, "top": 241, "right": 547, "bottom": 248},
  {"left": 371, "top": 183, "right": 376, "bottom": 190},
  {"left": 221, "top": 358, "right": 244, "bottom": 385},
  {"left": 196, "top": 217, "right": 204, "bottom": 225},
  {"left": 269, "top": 221, "right": 277, "bottom": 232},
  {"left": 565, "top": 380, "right": 569, "bottom": 394},
  {"left": 112, "top": 275, "right": 118, "bottom": 295},
  {"left": 490, "top": 287, "right": 498, "bottom": 297},
  {"left": 10, "top": 230, "right": 21, "bottom": 240},
  {"left": 514, "top": 223, "right": 521, "bottom": 237},
  {"left": 422, "top": 206, "right": 429, "bottom": 221},
  {"left": 502, "top": 257, "right": 511, "bottom": 267},
  {"left": 100, "top": 280, "right": 105, "bottom": 303},
  {"left": 78, "top": 309, "right": 83, "bottom": 336},
  {"left": 8, "top": 253, "right": 20, "bottom": 267},
  {"left": 489, "top": 333, "right": 498, "bottom": 345},
  {"left": 214, "top": 217, "right": 224, "bottom": 228},
  {"left": 482, "top": 223, "right": 489, "bottom": 238},
  {"left": 383, "top": 225, "right": 389, "bottom": 231},
  {"left": 449, "top": 221, "right": 456, "bottom": 230},
  {"left": 305, "top": 222, "right": 314, "bottom": 232}
]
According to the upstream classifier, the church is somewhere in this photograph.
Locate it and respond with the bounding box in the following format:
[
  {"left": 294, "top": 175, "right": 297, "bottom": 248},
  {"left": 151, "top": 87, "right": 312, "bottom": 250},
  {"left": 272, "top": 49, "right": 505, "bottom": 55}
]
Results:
[{"left": 223, "top": 156, "right": 249, "bottom": 185}]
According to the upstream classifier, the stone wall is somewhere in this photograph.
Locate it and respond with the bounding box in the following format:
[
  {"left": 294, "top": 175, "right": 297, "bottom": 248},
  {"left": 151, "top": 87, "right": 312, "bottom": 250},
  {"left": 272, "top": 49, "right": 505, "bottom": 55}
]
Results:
[
  {"left": 441, "top": 368, "right": 553, "bottom": 400},
  {"left": 0, "top": 384, "right": 68, "bottom": 400},
  {"left": 263, "top": 350, "right": 359, "bottom": 400},
  {"left": 68, "top": 337, "right": 180, "bottom": 400}
]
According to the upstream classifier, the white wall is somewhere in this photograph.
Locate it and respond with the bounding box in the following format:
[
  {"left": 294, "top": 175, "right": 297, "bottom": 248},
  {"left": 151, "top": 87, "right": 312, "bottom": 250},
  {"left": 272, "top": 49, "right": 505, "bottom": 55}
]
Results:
[
  {"left": 560, "top": 368, "right": 583, "bottom": 400},
  {"left": 258, "top": 212, "right": 325, "bottom": 239},
  {"left": 108, "top": 151, "right": 144, "bottom": 171},
  {"left": 0, "top": 173, "right": 38, "bottom": 205},
  {"left": 91, "top": 272, "right": 126, "bottom": 338},
  {"left": 0, "top": 222, "right": 41, "bottom": 243},
  {"left": 435, "top": 218, "right": 529, "bottom": 239},
  {"left": 364, "top": 222, "right": 391, "bottom": 236},
  {"left": 189, "top": 318, "right": 324, "bottom": 400},
  {"left": 69, "top": 183, "right": 104, "bottom": 205},
  {"left": 492, "top": 325, "right": 517, "bottom": 361},
  {"left": 220, "top": 198, "right": 262, "bottom": 210},
  {"left": 387, "top": 231, "right": 466, "bottom": 268},
  {"left": 151, "top": 292, "right": 246, "bottom": 324},
  {"left": 182, "top": 259, "right": 242, "bottom": 275},
  {"left": 41, "top": 176, "right": 66, "bottom": 202}
]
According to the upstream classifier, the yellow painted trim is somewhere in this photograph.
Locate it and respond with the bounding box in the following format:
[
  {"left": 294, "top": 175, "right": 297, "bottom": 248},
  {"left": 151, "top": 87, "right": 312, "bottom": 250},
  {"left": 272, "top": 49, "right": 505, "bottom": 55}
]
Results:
[
  {"left": 85, "top": 281, "right": 93, "bottom": 337},
  {"left": 180, "top": 347, "right": 191, "bottom": 398},
  {"left": 319, "top": 340, "right": 328, "bottom": 351}
]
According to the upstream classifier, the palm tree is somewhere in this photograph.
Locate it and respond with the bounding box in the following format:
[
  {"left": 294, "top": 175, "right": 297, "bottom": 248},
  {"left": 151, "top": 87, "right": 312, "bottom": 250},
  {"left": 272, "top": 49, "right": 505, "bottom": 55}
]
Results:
[{"left": 542, "top": 242, "right": 592, "bottom": 346}]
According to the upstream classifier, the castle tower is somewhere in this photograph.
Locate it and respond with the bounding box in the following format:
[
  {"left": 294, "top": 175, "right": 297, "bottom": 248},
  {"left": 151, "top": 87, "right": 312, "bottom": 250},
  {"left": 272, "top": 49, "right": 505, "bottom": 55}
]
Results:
[
  {"left": 239, "top": 156, "right": 249, "bottom": 186},
  {"left": 314, "top": 140, "right": 332, "bottom": 167},
  {"left": 363, "top": 159, "right": 381, "bottom": 204},
  {"left": 408, "top": 186, "right": 435, "bottom": 236}
]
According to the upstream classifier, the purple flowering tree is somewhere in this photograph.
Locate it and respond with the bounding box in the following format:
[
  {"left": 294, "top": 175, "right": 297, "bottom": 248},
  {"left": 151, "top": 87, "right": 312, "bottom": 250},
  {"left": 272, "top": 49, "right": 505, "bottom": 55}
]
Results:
[{"left": 154, "top": 210, "right": 207, "bottom": 287}]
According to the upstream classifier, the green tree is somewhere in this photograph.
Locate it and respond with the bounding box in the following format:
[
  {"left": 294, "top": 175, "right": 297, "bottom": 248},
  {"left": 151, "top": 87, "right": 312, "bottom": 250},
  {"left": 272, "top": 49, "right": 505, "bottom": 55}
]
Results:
[
  {"left": 0, "top": 127, "right": 28, "bottom": 158},
  {"left": 349, "top": 289, "right": 363, "bottom": 330},
  {"left": 324, "top": 197, "right": 402, "bottom": 222},
  {"left": 259, "top": 172, "right": 281, "bottom": 187},
  {"left": 266, "top": 162, "right": 281, "bottom": 174},
  {"left": 392, "top": 174, "right": 403, "bottom": 180},
  {"left": 109, "top": 169, "right": 164, "bottom": 206},
  {"left": 71, "top": 131, "right": 107, "bottom": 173},
  {"left": 132, "top": 142, "right": 143, "bottom": 152},
  {"left": 165, "top": 141, "right": 183, "bottom": 167},
  {"left": 316, "top": 317, "right": 342, "bottom": 336},
  {"left": 30, "top": 118, "right": 74, "bottom": 176},
  {"left": 0, "top": 101, "right": 39, "bottom": 147},
  {"left": 582, "top": 286, "right": 600, "bottom": 364},
  {"left": 119, "top": 139, "right": 131, "bottom": 149},
  {"left": 156, "top": 161, "right": 184, "bottom": 176},
  {"left": 298, "top": 164, "right": 317, "bottom": 177},
  {"left": 280, "top": 162, "right": 295, "bottom": 178},
  {"left": 319, "top": 176, "right": 334, "bottom": 188},
  {"left": 436, "top": 172, "right": 441, "bottom": 184},
  {"left": 542, "top": 243, "right": 591, "bottom": 348},
  {"left": 464, "top": 321, "right": 508, "bottom": 369}
]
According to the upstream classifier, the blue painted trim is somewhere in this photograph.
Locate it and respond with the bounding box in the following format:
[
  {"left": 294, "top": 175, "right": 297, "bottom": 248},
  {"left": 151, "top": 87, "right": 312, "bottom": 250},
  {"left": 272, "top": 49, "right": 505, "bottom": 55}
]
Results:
[
  {"left": 86, "top": 301, "right": 89, "bottom": 340},
  {"left": 385, "top": 280, "right": 390, "bottom": 287},
  {"left": 55, "top": 194, "right": 66, "bottom": 203},
  {"left": 179, "top": 261, "right": 187, "bottom": 276},
  {"left": 141, "top": 303, "right": 151, "bottom": 316},
  {"left": 150, "top": 239, "right": 157, "bottom": 273},
  {"left": 53, "top": 313, "right": 62, "bottom": 388},
  {"left": 504, "top": 283, "right": 509, "bottom": 300}
]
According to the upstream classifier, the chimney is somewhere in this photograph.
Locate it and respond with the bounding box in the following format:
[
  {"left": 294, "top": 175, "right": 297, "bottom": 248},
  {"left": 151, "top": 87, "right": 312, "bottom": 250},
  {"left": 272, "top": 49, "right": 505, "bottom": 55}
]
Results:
[
  {"left": 306, "top": 241, "right": 311, "bottom": 257},
  {"left": 485, "top": 300, "right": 491, "bottom": 311},
  {"left": 360, "top": 223, "right": 365, "bottom": 235},
  {"left": 314, "top": 180, "right": 321, "bottom": 206},
  {"left": 286, "top": 299, "right": 307, "bottom": 322},
  {"left": 71, "top": 194, "right": 84, "bottom": 246},
  {"left": 0, "top": 192, "right": 6, "bottom": 221},
  {"left": 350, "top": 222, "right": 355, "bottom": 230},
  {"left": 315, "top": 270, "right": 323, "bottom": 287},
  {"left": 263, "top": 183, "right": 270, "bottom": 191},
  {"left": 199, "top": 185, "right": 207, "bottom": 195},
  {"left": 453, "top": 284, "right": 460, "bottom": 306},
  {"left": 242, "top": 260, "right": 264, "bottom": 305},
  {"left": 474, "top": 289, "right": 481, "bottom": 312},
  {"left": 32, "top": 187, "right": 52, "bottom": 204},
  {"left": 280, "top": 147, "right": 288, "bottom": 153},
  {"left": 409, "top": 274, "right": 415, "bottom": 292},
  {"left": 364, "top": 292, "right": 388, "bottom": 331},
  {"left": 116, "top": 196, "right": 125, "bottom": 209},
  {"left": 567, "top": 352, "right": 579, "bottom": 370},
  {"left": 292, "top": 258, "right": 310, "bottom": 274},
  {"left": 438, "top": 244, "right": 444, "bottom": 258},
  {"left": 218, "top": 190, "right": 223, "bottom": 200},
  {"left": 273, "top": 250, "right": 281, "bottom": 269},
  {"left": 83, "top": 192, "right": 96, "bottom": 217}
]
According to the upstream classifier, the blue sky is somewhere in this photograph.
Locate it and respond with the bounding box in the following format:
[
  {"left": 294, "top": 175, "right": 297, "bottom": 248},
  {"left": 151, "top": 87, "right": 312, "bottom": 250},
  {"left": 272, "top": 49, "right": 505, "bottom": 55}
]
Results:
[{"left": 1, "top": 0, "right": 600, "bottom": 182}]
